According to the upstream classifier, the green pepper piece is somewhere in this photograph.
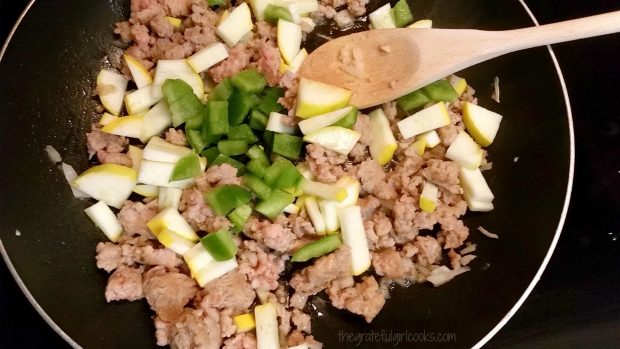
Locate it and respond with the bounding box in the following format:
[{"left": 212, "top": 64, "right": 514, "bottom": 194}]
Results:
[
  {"left": 256, "top": 87, "right": 284, "bottom": 115},
  {"left": 397, "top": 90, "right": 430, "bottom": 112},
  {"left": 272, "top": 133, "right": 303, "bottom": 160},
  {"left": 228, "top": 204, "right": 252, "bottom": 233},
  {"left": 392, "top": 0, "right": 413, "bottom": 28},
  {"left": 210, "top": 154, "right": 246, "bottom": 174},
  {"left": 204, "top": 184, "right": 252, "bottom": 216},
  {"left": 421, "top": 80, "right": 459, "bottom": 102},
  {"left": 249, "top": 109, "right": 269, "bottom": 130},
  {"left": 170, "top": 94, "right": 204, "bottom": 127},
  {"left": 170, "top": 152, "right": 202, "bottom": 181},
  {"left": 264, "top": 4, "right": 294, "bottom": 23},
  {"left": 231, "top": 69, "right": 267, "bottom": 93},
  {"left": 243, "top": 174, "right": 273, "bottom": 200},
  {"left": 263, "top": 158, "right": 300, "bottom": 189},
  {"left": 208, "top": 0, "right": 226, "bottom": 7},
  {"left": 218, "top": 139, "right": 249, "bottom": 156},
  {"left": 228, "top": 124, "right": 258, "bottom": 144},
  {"left": 186, "top": 129, "right": 207, "bottom": 153},
  {"left": 262, "top": 130, "right": 275, "bottom": 151},
  {"left": 161, "top": 79, "right": 192, "bottom": 104},
  {"left": 255, "top": 189, "right": 294, "bottom": 219},
  {"left": 207, "top": 100, "right": 229, "bottom": 135},
  {"left": 201, "top": 108, "right": 221, "bottom": 145},
  {"left": 291, "top": 234, "right": 342, "bottom": 262},
  {"left": 333, "top": 106, "right": 358, "bottom": 129},
  {"left": 185, "top": 114, "right": 204, "bottom": 130},
  {"left": 210, "top": 78, "right": 234, "bottom": 101},
  {"left": 274, "top": 163, "right": 302, "bottom": 191},
  {"left": 246, "top": 158, "right": 269, "bottom": 178},
  {"left": 229, "top": 89, "right": 260, "bottom": 126},
  {"left": 201, "top": 146, "right": 220, "bottom": 165},
  {"left": 246, "top": 144, "right": 270, "bottom": 163},
  {"left": 201, "top": 229, "right": 237, "bottom": 261}
]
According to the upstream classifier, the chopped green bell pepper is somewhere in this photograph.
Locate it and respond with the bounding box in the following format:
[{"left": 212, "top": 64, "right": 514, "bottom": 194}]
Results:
[
  {"left": 333, "top": 106, "right": 358, "bottom": 129},
  {"left": 163, "top": 79, "right": 205, "bottom": 127},
  {"left": 246, "top": 159, "right": 269, "bottom": 178},
  {"left": 255, "top": 87, "right": 284, "bottom": 115},
  {"left": 249, "top": 109, "right": 269, "bottom": 130},
  {"left": 210, "top": 78, "right": 234, "bottom": 101},
  {"left": 201, "top": 146, "right": 220, "bottom": 165},
  {"left": 204, "top": 184, "right": 252, "bottom": 216},
  {"left": 201, "top": 229, "right": 237, "bottom": 261},
  {"left": 228, "top": 204, "right": 252, "bottom": 233},
  {"left": 264, "top": 4, "right": 294, "bottom": 23},
  {"left": 255, "top": 188, "right": 294, "bottom": 219},
  {"left": 170, "top": 152, "right": 202, "bottom": 181},
  {"left": 218, "top": 140, "right": 249, "bottom": 156},
  {"left": 228, "top": 124, "right": 258, "bottom": 144},
  {"left": 243, "top": 174, "right": 273, "bottom": 200},
  {"left": 262, "top": 130, "right": 275, "bottom": 151},
  {"left": 207, "top": 100, "right": 229, "bottom": 135},
  {"left": 229, "top": 89, "right": 260, "bottom": 126},
  {"left": 421, "top": 79, "right": 459, "bottom": 102},
  {"left": 231, "top": 69, "right": 267, "bottom": 93},
  {"left": 397, "top": 90, "right": 430, "bottom": 112},
  {"left": 272, "top": 133, "right": 303, "bottom": 160},
  {"left": 264, "top": 158, "right": 302, "bottom": 190},
  {"left": 291, "top": 234, "right": 342, "bottom": 262},
  {"left": 186, "top": 129, "right": 207, "bottom": 153},
  {"left": 392, "top": 0, "right": 413, "bottom": 27},
  {"left": 246, "top": 144, "right": 270, "bottom": 163}
]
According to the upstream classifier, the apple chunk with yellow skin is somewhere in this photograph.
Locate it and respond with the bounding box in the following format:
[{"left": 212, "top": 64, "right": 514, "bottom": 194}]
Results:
[
  {"left": 101, "top": 114, "right": 144, "bottom": 139},
  {"left": 147, "top": 207, "right": 199, "bottom": 241},
  {"left": 445, "top": 131, "right": 483, "bottom": 169},
  {"left": 368, "top": 108, "right": 397, "bottom": 166},
  {"left": 277, "top": 19, "right": 302, "bottom": 65},
  {"left": 84, "top": 201, "right": 123, "bottom": 242},
  {"left": 397, "top": 102, "right": 450, "bottom": 139},
  {"left": 295, "top": 78, "right": 352, "bottom": 118},
  {"left": 72, "top": 164, "right": 137, "bottom": 209},
  {"left": 96, "top": 69, "right": 128, "bottom": 116},
  {"left": 462, "top": 102, "right": 503, "bottom": 147},
  {"left": 124, "top": 54, "right": 152, "bottom": 89},
  {"left": 419, "top": 181, "right": 438, "bottom": 213},
  {"left": 303, "top": 126, "right": 360, "bottom": 155}
]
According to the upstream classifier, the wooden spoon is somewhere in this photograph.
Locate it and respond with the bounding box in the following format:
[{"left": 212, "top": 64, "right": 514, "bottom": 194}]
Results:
[{"left": 299, "top": 11, "right": 620, "bottom": 109}]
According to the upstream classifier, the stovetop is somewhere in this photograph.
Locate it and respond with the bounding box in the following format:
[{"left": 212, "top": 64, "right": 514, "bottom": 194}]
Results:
[{"left": 1, "top": 0, "right": 619, "bottom": 348}]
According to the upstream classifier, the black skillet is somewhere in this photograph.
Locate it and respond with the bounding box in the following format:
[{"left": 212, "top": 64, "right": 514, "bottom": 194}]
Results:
[{"left": 0, "top": 0, "right": 573, "bottom": 348}]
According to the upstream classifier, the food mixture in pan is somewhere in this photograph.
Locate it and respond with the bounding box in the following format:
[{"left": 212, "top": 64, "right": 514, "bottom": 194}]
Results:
[{"left": 69, "top": 0, "right": 503, "bottom": 347}]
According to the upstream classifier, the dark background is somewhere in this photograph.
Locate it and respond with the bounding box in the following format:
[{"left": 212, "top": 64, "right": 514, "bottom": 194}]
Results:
[{"left": 1, "top": 0, "right": 619, "bottom": 348}]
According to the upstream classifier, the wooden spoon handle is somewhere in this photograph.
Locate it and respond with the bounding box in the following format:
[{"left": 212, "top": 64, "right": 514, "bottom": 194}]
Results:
[{"left": 495, "top": 10, "right": 620, "bottom": 54}]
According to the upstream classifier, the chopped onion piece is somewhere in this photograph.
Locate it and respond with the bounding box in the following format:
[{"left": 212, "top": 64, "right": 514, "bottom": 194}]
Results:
[
  {"left": 61, "top": 162, "right": 90, "bottom": 199},
  {"left": 460, "top": 254, "right": 477, "bottom": 266},
  {"left": 459, "top": 243, "right": 477, "bottom": 255},
  {"left": 491, "top": 76, "right": 500, "bottom": 103},
  {"left": 45, "top": 145, "right": 62, "bottom": 163},
  {"left": 477, "top": 226, "right": 499, "bottom": 239},
  {"left": 426, "top": 265, "right": 470, "bottom": 287}
]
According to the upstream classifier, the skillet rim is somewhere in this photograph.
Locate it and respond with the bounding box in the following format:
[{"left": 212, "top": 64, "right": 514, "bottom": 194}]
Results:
[{"left": 0, "top": 0, "right": 575, "bottom": 348}]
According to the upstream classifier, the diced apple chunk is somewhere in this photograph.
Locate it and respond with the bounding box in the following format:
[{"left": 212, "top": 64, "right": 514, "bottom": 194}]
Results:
[
  {"left": 303, "top": 126, "right": 360, "bottom": 155},
  {"left": 217, "top": 3, "right": 254, "bottom": 47},
  {"left": 297, "top": 106, "right": 352, "bottom": 135},
  {"left": 96, "top": 69, "right": 128, "bottom": 116},
  {"left": 72, "top": 164, "right": 138, "bottom": 209},
  {"left": 446, "top": 131, "right": 483, "bottom": 169},
  {"left": 142, "top": 136, "right": 192, "bottom": 163},
  {"left": 295, "top": 78, "right": 352, "bottom": 118},
  {"left": 84, "top": 201, "right": 123, "bottom": 242},
  {"left": 419, "top": 182, "right": 438, "bottom": 213},
  {"left": 397, "top": 102, "right": 450, "bottom": 139},
  {"left": 369, "top": 3, "right": 396, "bottom": 29},
  {"left": 147, "top": 207, "right": 199, "bottom": 241},
  {"left": 124, "top": 54, "right": 152, "bottom": 89},
  {"left": 187, "top": 43, "right": 229, "bottom": 73},
  {"left": 462, "top": 102, "right": 503, "bottom": 147},
  {"left": 338, "top": 205, "right": 370, "bottom": 275},
  {"left": 277, "top": 19, "right": 302, "bottom": 65},
  {"left": 152, "top": 59, "right": 204, "bottom": 100},
  {"left": 368, "top": 108, "right": 397, "bottom": 166}
]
